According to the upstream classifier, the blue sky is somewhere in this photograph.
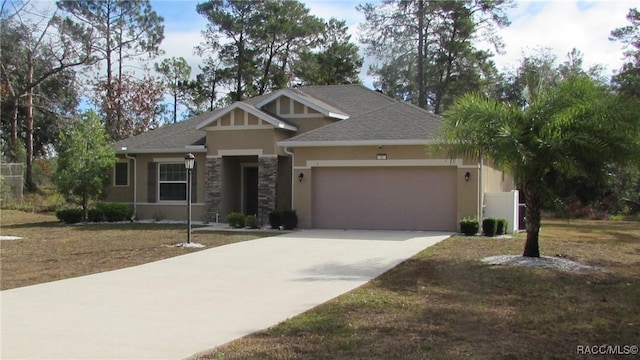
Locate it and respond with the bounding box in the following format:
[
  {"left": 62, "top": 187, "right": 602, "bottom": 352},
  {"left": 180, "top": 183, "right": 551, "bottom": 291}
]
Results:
[{"left": 149, "top": 0, "right": 638, "bottom": 88}]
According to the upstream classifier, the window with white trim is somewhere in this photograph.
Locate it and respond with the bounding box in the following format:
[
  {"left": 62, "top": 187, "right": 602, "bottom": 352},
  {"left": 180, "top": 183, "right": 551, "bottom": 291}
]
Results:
[
  {"left": 114, "top": 162, "right": 129, "bottom": 187},
  {"left": 158, "top": 163, "right": 187, "bottom": 201}
]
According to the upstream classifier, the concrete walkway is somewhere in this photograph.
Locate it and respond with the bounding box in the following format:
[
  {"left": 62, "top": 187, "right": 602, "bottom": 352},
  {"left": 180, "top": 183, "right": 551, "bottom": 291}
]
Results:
[{"left": 1, "top": 230, "right": 450, "bottom": 360}]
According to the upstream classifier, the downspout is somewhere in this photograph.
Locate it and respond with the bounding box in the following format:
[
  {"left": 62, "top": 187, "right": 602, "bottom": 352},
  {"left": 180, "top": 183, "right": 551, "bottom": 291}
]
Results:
[
  {"left": 125, "top": 153, "right": 137, "bottom": 221},
  {"left": 283, "top": 147, "right": 294, "bottom": 209}
]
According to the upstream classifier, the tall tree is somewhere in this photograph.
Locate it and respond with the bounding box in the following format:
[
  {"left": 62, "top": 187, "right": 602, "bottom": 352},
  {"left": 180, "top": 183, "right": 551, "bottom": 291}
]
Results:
[
  {"left": 54, "top": 110, "right": 116, "bottom": 220},
  {"left": 93, "top": 71, "right": 165, "bottom": 139},
  {"left": 358, "top": 0, "right": 512, "bottom": 113},
  {"left": 610, "top": 7, "right": 640, "bottom": 99},
  {"left": 57, "top": 0, "right": 164, "bottom": 139},
  {"left": 155, "top": 57, "right": 191, "bottom": 123},
  {"left": 294, "top": 18, "right": 363, "bottom": 85},
  {"left": 250, "top": 0, "right": 324, "bottom": 94},
  {"left": 0, "top": 2, "right": 95, "bottom": 190},
  {"left": 196, "top": 0, "right": 260, "bottom": 101},
  {"left": 196, "top": 0, "right": 326, "bottom": 101},
  {"left": 439, "top": 75, "right": 640, "bottom": 257}
]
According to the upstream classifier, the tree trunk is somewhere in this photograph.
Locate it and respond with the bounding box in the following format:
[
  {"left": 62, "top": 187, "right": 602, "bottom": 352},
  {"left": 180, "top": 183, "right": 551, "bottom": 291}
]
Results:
[
  {"left": 10, "top": 98, "right": 18, "bottom": 159},
  {"left": 25, "top": 53, "right": 35, "bottom": 191},
  {"left": 523, "top": 183, "right": 542, "bottom": 257},
  {"left": 173, "top": 91, "right": 178, "bottom": 123},
  {"left": 416, "top": 0, "right": 425, "bottom": 109}
]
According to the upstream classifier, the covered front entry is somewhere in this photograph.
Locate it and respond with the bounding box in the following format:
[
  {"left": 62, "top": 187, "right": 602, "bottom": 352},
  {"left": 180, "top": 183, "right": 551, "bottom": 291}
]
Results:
[
  {"left": 205, "top": 155, "right": 291, "bottom": 223},
  {"left": 312, "top": 166, "right": 457, "bottom": 231}
]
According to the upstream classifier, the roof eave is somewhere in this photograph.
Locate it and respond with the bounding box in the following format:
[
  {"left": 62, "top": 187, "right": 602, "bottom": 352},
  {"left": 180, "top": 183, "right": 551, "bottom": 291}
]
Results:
[
  {"left": 116, "top": 146, "right": 207, "bottom": 154},
  {"left": 278, "top": 139, "right": 437, "bottom": 148}
]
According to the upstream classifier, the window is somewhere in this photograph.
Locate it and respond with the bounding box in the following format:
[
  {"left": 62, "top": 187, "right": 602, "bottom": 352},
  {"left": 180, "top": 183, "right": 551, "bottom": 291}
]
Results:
[
  {"left": 114, "top": 162, "right": 129, "bottom": 187},
  {"left": 159, "top": 163, "right": 186, "bottom": 201}
]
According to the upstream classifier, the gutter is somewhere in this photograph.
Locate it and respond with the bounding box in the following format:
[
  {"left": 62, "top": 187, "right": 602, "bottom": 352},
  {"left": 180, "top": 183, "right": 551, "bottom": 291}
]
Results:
[{"left": 277, "top": 139, "right": 438, "bottom": 148}]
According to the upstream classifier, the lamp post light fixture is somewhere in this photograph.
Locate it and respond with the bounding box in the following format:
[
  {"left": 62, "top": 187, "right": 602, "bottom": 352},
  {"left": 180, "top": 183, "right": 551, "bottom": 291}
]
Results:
[{"left": 184, "top": 153, "right": 195, "bottom": 244}]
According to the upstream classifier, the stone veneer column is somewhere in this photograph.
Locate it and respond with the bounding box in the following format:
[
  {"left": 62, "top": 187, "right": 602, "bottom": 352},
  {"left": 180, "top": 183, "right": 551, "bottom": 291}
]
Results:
[
  {"left": 205, "top": 157, "right": 223, "bottom": 223},
  {"left": 258, "top": 156, "right": 277, "bottom": 224}
]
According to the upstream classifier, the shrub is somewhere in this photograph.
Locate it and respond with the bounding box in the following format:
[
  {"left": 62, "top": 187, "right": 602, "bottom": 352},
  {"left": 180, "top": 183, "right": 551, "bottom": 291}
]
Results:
[
  {"left": 482, "top": 218, "right": 498, "bottom": 237},
  {"left": 245, "top": 214, "right": 259, "bottom": 229},
  {"left": 496, "top": 218, "right": 509, "bottom": 235},
  {"left": 459, "top": 217, "right": 479, "bottom": 236},
  {"left": 227, "top": 212, "right": 245, "bottom": 228},
  {"left": 268, "top": 211, "right": 282, "bottom": 229},
  {"left": 56, "top": 208, "right": 83, "bottom": 224},
  {"left": 96, "top": 203, "right": 133, "bottom": 222},
  {"left": 281, "top": 209, "right": 298, "bottom": 230},
  {"left": 87, "top": 208, "right": 105, "bottom": 222}
]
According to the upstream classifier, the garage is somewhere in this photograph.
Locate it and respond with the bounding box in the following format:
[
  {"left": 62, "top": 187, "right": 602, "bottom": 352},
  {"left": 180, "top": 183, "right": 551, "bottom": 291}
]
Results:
[{"left": 312, "top": 166, "right": 457, "bottom": 231}]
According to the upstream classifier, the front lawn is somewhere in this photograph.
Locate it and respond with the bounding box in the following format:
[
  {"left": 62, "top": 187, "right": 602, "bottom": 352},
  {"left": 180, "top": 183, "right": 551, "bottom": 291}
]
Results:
[
  {"left": 194, "top": 219, "right": 640, "bottom": 359},
  {"left": 0, "top": 210, "right": 269, "bottom": 290}
]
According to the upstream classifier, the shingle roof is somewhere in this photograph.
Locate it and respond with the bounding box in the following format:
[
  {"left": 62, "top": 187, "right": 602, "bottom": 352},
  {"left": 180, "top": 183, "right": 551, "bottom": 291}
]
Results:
[
  {"left": 294, "top": 84, "right": 396, "bottom": 117},
  {"left": 279, "top": 85, "right": 442, "bottom": 145},
  {"left": 114, "top": 112, "right": 208, "bottom": 153},
  {"left": 115, "top": 84, "right": 442, "bottom": 152}
]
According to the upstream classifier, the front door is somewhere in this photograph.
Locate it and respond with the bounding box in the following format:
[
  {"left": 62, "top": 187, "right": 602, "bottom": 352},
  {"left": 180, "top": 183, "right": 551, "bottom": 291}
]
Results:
[{"left": 244, "top": 166, "right": 259, "bottom": 216}]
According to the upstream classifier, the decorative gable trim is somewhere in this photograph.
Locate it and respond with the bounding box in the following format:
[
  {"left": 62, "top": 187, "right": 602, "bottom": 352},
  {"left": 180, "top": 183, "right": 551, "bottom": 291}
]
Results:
[
  {"left": 255, "top": 89, "right": 349, "bottom": 120},
  {"left": 196, "top": 102, "right": 297, "bottom": 131}
]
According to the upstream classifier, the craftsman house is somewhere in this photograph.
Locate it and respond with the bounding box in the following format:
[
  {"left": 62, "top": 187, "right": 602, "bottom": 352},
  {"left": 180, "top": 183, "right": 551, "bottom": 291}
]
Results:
[{"left": 106, "top": 84, "right": 515, "bottom": 231}]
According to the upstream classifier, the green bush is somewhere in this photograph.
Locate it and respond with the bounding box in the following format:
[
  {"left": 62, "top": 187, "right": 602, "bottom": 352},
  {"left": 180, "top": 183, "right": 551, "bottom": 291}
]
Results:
[
  {"left": 268, "top": 211, "right": 282, "bottom": 229},
  {"left": 227, "top": 212, "right": 245, "bottom": 228},
  {"left": 496, "top": 218, "right": 509, "bottom": 235},
  {"left": 281, "top": 209, "right": 298, "bottom": 230},
  {"left": 482, "top": 218, "right": 498, "bottom": 237},
  {"left": 96, "top": 203, "right": 133, "bottom": 222},
  {"left": 87, "top": 208, "right": 105, "bottom": 222},
  {"left": 459, "top": 217, "right": 479, "bottom": 236},
  {"left": 245, "top": 214, "right": 259, "bottom": 229},
  {"left": 56, "top": 208, "right": 83, "bottom": 224}
]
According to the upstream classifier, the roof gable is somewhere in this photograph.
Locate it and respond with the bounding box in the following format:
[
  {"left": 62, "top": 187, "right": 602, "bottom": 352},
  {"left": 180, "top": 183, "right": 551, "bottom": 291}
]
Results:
[
  {"left": 255, "top": 89, "right": 349, "bottom": 120},
  {"left": 196, "top": 102, "right": 297, "bottom": 131}
]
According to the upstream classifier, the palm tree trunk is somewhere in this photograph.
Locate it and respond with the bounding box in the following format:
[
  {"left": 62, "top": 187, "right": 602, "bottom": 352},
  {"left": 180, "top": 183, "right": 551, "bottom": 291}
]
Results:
[{"left": 523, "top": 184, "right": 541, "bottom": 257}]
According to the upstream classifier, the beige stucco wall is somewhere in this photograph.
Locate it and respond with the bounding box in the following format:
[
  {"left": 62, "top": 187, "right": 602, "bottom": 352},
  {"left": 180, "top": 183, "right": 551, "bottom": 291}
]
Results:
[
  {"left": 105, "top": 152, "right": 207, "bottom": 221},
  {"left": 205, "top": 129, "right": 292, "bottom": 157},
  {"left": 108, "top": 157, "right": 134, "bottom": 202},
  {"left": 483, "top": 161, "right": 516, "bottom": 193}
]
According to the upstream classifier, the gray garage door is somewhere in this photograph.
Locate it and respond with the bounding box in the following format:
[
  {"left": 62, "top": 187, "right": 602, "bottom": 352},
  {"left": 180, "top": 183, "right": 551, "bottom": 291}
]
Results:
[{"left": 312, "top": 167, "right": 457, "bottom": 231}]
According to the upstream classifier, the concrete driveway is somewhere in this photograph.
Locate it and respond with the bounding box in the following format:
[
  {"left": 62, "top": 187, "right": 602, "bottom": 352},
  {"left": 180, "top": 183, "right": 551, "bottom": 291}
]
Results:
[{"left": 1, "top": 229, "right": 450, "bottom": 359}]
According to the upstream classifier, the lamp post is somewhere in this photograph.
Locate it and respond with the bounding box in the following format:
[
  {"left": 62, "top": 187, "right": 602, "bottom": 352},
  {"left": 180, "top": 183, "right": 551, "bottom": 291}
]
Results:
[{"left": 184, "top": 153, "right": 195, "bottom": 244}]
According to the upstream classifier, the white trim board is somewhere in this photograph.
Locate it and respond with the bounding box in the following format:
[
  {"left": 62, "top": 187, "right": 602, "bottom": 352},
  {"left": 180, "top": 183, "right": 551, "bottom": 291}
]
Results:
[{"left": 304, "top": 159, "right": 464, "bottom": 168}]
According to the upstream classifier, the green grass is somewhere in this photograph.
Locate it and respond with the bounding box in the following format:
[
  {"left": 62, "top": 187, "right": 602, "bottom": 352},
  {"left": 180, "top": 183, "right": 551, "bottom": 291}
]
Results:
[
  {"left": 193, "top": 219, "right": 640, "bottom": 360},
  {"left": 0, "top": 210, "right": 274, "bottom": 290}
]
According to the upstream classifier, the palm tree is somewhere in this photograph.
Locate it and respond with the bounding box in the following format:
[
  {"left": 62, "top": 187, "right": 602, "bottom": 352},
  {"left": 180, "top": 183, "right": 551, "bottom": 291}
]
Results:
[{"left": 439, "top": 75, "right": 640, "bottom": 257}]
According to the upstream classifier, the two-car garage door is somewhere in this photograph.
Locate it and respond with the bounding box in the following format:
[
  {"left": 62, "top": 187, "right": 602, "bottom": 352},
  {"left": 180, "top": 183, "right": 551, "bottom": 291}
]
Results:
[{"left": 312, "top": 167, "right": 457, "bottom": 231}]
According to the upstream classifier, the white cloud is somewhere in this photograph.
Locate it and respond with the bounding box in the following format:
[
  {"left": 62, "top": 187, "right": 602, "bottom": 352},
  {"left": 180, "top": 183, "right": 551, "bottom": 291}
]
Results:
[
  {"left": 493, "top": 0, "right": 636, "bottom": 74},
  {"left": 158, "top": 30, "right": 205, "bottom": 79}
]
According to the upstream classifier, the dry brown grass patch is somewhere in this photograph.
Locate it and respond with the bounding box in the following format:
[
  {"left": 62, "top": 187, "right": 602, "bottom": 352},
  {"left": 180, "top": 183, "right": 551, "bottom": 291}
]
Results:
[{"left": 0, "top": 210, "right": 269, "bottom": 290}]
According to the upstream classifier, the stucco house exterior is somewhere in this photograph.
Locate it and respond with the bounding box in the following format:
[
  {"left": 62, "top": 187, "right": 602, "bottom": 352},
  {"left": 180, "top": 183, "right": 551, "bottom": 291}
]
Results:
[{"left": 107, "top": 84, "right": 515, "bottom": 231}]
